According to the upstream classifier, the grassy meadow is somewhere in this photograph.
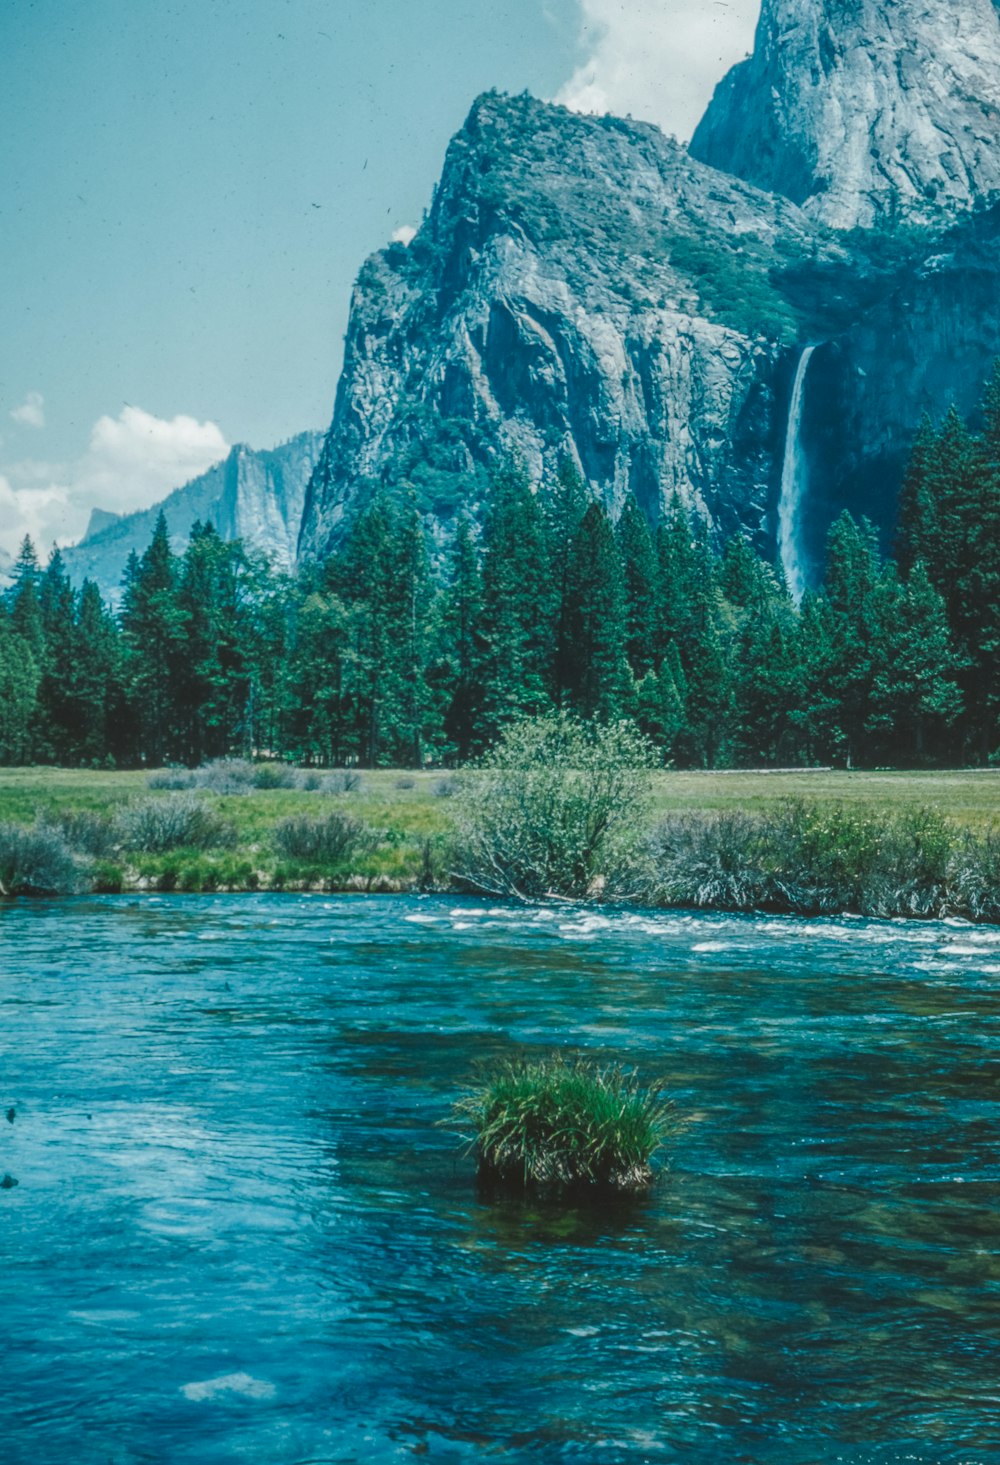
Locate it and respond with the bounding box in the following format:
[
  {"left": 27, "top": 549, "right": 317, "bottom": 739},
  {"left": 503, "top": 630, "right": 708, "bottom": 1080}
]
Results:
[{"left": 2, "top": 763, "right": 1000, "bottom": 896}]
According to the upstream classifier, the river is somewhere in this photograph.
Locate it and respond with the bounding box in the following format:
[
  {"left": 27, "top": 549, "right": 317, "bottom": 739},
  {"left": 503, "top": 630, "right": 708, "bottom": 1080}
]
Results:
[{"left": 4, "top": 895, "right": 1000, "bottom": 1463}]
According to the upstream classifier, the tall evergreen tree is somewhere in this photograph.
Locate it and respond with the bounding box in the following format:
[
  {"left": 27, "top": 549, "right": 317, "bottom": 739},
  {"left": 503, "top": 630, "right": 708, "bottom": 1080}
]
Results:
[
  {"left": 478, "top": 462, "right": 552, "bottom": 739},
  {"left": 616, "top": 496, "right": 658, "bottom": 680},
  {"left": 563, "top": 501, "right": 633, "bottom": 720},
  {"left": 120, "top": 511, "right": 186, "bottom": 764}
]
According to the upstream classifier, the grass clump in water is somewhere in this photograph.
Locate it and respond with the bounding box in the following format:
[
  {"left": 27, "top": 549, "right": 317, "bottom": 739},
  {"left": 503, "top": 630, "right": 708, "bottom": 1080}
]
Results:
[{"left": 453, "top": 1056, "right": 673, "bottom": 1194}]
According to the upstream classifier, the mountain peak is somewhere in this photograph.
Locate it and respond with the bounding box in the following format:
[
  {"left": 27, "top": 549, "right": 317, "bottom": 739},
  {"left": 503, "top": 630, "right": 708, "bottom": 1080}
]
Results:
[{"left": 690, "top": 0, "right": 1000, "bottom": 230}]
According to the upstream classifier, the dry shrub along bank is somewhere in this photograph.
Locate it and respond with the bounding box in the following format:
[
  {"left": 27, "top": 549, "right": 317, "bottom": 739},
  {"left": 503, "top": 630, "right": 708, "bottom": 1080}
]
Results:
[{"left": 1, "top": 761, "right": 1000, "bottom": 914}]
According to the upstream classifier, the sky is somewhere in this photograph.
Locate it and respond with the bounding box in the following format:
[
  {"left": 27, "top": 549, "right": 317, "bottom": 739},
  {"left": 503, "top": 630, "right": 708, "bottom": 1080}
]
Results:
[{"left": 0, "top": 0, "right": 760, "bottom": 558}]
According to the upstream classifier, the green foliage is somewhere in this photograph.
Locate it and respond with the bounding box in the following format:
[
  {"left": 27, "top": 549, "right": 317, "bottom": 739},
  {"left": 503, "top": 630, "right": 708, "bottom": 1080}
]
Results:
[
  {"left": 454, "top": 712, "right": 655, "bottom": 901},
  {"left": 0, "top": 821, "right": 86, "bottom": 896},
  {"left": 666, "top": 233, "right": 798, "bottom": 342},
  {"left": 271, "top": 810, "right": 381, "bottom": 865},
  {"left": 114, "top": 794, "right": 236, "bottom": 853},
  {"left": 4, "top": 365, "right": 1000, "bottom": 780},
  {"left": 651, "top": 802, "right": 996, "bottom": 920},
  {"left": 452, "top": 1055, "right": 673, "bottom": 1193}
]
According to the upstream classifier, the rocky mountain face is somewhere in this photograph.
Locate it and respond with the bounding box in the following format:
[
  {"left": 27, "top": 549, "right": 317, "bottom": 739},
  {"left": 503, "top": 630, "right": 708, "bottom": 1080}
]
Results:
[
  {"left": 297, "top": 2, "right": 1000, "bottom": 583},
  {"left": 690, "top": 0, "right": 1000, "bottom": 231},
  {"left": 299, "top": 93, "right": 848, "bottom": 562},
  {"left": 63, "top": 431, "right": 323, "bottom": 602}
]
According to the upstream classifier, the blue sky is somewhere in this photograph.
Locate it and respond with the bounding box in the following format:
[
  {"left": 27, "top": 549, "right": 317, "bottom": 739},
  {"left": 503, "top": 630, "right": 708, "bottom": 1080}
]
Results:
[{"left": 0, "top": 0, "right": 759, "bottom": 556}]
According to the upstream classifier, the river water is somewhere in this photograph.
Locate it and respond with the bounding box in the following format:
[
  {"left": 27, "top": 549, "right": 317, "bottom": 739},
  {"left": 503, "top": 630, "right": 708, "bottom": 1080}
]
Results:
[{"left": 3, "top": 895, "right": 1000, "bottom": 1464}]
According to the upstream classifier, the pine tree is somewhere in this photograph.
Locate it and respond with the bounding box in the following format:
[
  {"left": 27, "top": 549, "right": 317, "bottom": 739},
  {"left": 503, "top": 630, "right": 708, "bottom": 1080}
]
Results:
[
  {"left": 896, "top": 413, "right": 938, "bottom": 574},
  {"left": 442, "top": 516, "right": 483, "bottom": 761},
  {"left": 616, "top": 496, "right": 658, "bottom": 679},
  {"left": 868, "top": 562, "right": 963, "bottom": 762},
  {"left": 70, "top": 581, "right": 124, "bottom": 765},
  {"left": 0, "top": 614, "right": 39, "bottom": 763},
  {"left": 120, "top": 512, "right": 186, "bottom": 764},
  {"left": 35, "top": 550, "right": 79, "bottom": 761},
  {"left": 545, "top": 457, "right": 589, "bottom": 702},
  {"left": 562, "top": 502, "right": 633, "bottom": 720},
  {"left": 478, "top": 461, "right": 553, "bottom": 739}
]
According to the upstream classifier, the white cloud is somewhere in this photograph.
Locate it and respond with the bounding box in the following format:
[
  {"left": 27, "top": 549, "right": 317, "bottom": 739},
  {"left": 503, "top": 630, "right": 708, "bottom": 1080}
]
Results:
[
  {"left": 0, "top": 405, "right": 229, "bottom": 557},
  {"left": 555, "top": 0, "right": 761, "bottom": 142},
  {"left": 10, "top": 391, "right": 45, "bottom": 429},
  {"left": 391, "top": 225, "right": 417, "bottom": 246}
]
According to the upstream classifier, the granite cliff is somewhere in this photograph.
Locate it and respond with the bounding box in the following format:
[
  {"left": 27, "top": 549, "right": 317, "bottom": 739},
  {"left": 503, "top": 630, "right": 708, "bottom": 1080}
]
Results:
[
  {"left": 691, "top": 0, "right": 1000, "bottom": 230},
  {"left": 291, "top": 1, "right": 1000, "bottom": 583},
  {"left": 63, "top": 431, "right": 323, "bottom": 602},
  {"left": 298, "top": 93, "right": 848, "bottom": 562}
]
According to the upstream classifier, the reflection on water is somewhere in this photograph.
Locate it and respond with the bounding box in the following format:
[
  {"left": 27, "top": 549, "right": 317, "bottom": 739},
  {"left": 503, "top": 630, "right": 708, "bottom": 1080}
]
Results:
[{"left": 3, "top": 895, "right": 1000, "bottom": 1463}]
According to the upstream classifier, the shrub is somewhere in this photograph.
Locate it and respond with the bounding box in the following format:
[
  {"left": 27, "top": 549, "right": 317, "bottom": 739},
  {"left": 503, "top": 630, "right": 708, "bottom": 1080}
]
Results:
[
  {"left": 454, "top": 714, "right": 656, "bottom": 902},
  {"left": 950, "top": 829, "right": 1000, "bottom": 923},
  {"left": 323, "top": 770, "right": 363, "bottom": 795},
  {"left": 394, "top": 775, "right": 416, "bottom": 790},
  {"left": 148, "top": 768, "right": 197, "bottom": 791},
  {"left": 251, "top": 763, "right": 298, "bottom": 790},
  {"left": 195, "top": 759, "right": 257, "bottom": 795},
  {"left": 432, "top": 776, "right": 458, "bottom": 799},
  {"left": 53, "top": 810, "right": 119, "bottom": 858},
  {"left": 649, "top": 811, "right": 777, "bottom": 911},
  {"left": 650, "top": 802, "right": 961, "bottom": 918},
  {"left": 272, "top": 811, "right": 381, "bottom": 865},
  {"left": 0, "top": 822, "right": 87, "bottom": 896},
  {"left": 114, "top": 795, "right": 236, "bottom": 853},
  {"left": 452, "top": 1056, "right": 673, "bottom": 1193}
]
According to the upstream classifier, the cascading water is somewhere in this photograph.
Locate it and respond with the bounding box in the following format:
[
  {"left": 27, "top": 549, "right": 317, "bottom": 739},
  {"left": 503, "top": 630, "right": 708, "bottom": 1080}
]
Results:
[{"left": 778, "top": 345, "right": 816, "bottom": 603}]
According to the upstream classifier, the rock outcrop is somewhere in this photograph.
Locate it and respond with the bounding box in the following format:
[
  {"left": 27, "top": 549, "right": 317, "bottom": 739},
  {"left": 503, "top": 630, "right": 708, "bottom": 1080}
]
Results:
[
  {"left": 63, "top": 430, "right": 323, "bottom": 602},
  {"left": 298, "top": 93, "right": 844, "bottom": 562},
  {"left": 690, "top": 0, "right": 1000, "bottom": 230},
  {"left": 299, "top": 3, "right": 1000, "bottom": 582}
]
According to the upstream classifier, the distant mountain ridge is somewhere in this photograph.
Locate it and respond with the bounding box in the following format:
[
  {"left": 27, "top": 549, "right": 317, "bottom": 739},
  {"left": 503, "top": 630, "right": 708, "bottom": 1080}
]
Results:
[{"left": 62, "top": 430, "right": 323, "bottom": 601}]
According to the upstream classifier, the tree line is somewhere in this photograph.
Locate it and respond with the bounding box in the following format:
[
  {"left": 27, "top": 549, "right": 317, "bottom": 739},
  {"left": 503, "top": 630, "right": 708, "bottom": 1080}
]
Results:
[{"left": 1, "top": 367, "right": 998, "bottom": 770}]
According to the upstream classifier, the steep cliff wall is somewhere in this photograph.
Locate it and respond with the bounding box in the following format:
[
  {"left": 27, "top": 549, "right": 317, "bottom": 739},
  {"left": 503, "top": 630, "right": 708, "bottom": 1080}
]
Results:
[
  {"left": 690, "top": 0, "right": 1000, "bottom": 230},
  {"left": 298, "top": 94, "right": 841, "bottom": 562},
  {"left": 63, "top": 430, "right": 323, "bottom": 601}
]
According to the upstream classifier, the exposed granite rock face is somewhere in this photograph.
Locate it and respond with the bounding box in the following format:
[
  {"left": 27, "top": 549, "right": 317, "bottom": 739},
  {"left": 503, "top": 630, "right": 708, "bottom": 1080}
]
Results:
[
  {"left": 63, "top": 431, "right": 323, "bottom": 602},
  {"left": 690, "top": 0, "right": 1000, "bottom": 230},
  {"left": 796, "top": 205, "right": 1000, "bottom": 577},
  {"left": 298, "top": 94, "right": 843, "bottom": 562}
]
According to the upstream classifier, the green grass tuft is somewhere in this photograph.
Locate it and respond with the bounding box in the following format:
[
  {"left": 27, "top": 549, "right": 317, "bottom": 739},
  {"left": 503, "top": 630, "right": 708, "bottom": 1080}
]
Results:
[{"left": 452, "top": 1056, "right": 673, "bottom": 1194}]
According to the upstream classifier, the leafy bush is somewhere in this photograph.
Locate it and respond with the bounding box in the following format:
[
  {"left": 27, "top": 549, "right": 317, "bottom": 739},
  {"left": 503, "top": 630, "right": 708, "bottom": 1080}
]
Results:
[
  {"left": 0, "top": 822, "right": 87, "bottom": 896},
  {"left": 148, "top": 769, "right": 197, "bottom": 791},
  {"left": 454, "top": 714, "right": 655, "bottom": 902},
  {"left": 651, "top": 802, "right": 964, "bottom": 918},
  {"left": 452, "top": 1056, "right": 673, "bottom": 1193},
  {"left": 251, "top": 763, "right": 298, "bottom": 790},
  {"left": 114, "top": 795, "right": 236, "bottom": 854},
  {"left": 272, "top": 811, "right": 381, "bottom": 865},
  {"left": 53, "top": 809, "right": 119, "bottom": 858},
  {"left": 194, "top": 759, "right": 257, "bottom": 795},
  {"left": 950, "top": 830, "right": 1000, "bottom": 924},
  {"left": 323, "top": 770, "right": 363, "bottom": 795}
]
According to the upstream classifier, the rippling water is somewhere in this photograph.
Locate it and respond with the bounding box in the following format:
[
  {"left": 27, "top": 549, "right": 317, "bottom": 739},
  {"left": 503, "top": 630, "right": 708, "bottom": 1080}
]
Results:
[{"left": 4, "top": 895, "right": 1000, "bottom": 1464}]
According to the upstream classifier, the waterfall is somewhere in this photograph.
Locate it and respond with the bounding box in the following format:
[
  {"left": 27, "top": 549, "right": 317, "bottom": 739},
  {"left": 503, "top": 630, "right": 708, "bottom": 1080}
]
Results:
[{"left": 778, "top": 345, "right": 816, "bottom": 604}]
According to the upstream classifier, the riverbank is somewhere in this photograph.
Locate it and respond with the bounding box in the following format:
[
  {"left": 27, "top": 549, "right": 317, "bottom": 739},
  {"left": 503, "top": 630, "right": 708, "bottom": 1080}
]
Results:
[{"left": 2, "top": 765, "right": 1000, "bottom": 899}]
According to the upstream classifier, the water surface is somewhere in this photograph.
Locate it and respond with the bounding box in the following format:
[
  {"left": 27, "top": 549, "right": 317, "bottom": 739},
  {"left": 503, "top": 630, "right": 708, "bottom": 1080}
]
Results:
[{"left": 3, "top": 895, "right": 1000, "bottom": 1463}]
